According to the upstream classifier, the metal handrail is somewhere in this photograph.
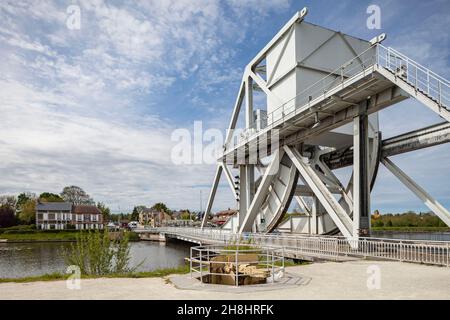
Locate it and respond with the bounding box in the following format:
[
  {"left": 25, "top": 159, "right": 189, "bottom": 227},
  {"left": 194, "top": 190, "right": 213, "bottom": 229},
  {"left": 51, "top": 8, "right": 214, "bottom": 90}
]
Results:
[
  {"left": 190, "top": 244, "right": 285, "bottom": 286},
  {"left": 223, "top": 43, "right": 450, "bottom": 154},
  {"left": 152, "top": 226, "right": 449, "bottom": 267}
]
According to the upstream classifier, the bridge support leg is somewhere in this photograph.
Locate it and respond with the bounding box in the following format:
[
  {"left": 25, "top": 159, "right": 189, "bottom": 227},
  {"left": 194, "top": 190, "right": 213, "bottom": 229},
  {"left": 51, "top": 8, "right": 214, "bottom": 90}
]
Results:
[
  {"left": 381, "top": 157, "right": 450, "bottom": 226},
  {"left": 353, "top": 104, "right": 371, "bottom": 239},
  {"left": 201, "top": 165, "right": 223, "bottom": 229},
  {"left": 238, "top": 165, "right": 255, "bottom": 232},
  {"left": 311, "top": 196, "right": 319, "bottom": 234}
]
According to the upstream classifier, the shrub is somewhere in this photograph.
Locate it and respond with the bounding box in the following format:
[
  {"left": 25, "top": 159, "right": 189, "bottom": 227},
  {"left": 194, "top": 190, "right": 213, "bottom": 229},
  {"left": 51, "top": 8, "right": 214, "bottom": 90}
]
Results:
[
  {"left": 3, "top": 229, "right": 36, "bottom": 234},
  {"left": 127, "top": 231, "right": 140, "bottom": 241},
  {"left": 64, "top": 229, "right": 142, "bottom": 275}
]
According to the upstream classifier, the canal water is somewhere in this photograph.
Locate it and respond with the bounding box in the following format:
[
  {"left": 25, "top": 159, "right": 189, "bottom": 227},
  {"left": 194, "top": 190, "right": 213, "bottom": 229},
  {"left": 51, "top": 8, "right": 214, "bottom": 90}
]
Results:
[
  {"left": 1, "top": 232, "right": 449, "bottom": 279},
  {"left": 371, "top": 231, "right": 450, "bottom": 241},
  {"left": 0, "top": 240, "right": 192, "bottom": 279}
]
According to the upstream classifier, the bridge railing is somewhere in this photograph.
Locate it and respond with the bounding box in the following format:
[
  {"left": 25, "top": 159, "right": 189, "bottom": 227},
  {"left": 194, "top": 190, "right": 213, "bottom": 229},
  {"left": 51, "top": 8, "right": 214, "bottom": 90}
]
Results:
[
  {"left": 151, "top": 227, "right": 449, "bottom": 267},
  {"left": 377, "top": 44, "right": 450, "bottom": 107},
  {"left": 222, "top": 43, "right": 450, "bottom": 156}
]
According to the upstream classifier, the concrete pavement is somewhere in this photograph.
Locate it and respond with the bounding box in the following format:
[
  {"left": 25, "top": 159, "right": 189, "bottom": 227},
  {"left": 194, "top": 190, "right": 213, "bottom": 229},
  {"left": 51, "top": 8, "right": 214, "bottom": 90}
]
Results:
[{"left": 0, "top": 260, "right": 449, "bottom": 299}]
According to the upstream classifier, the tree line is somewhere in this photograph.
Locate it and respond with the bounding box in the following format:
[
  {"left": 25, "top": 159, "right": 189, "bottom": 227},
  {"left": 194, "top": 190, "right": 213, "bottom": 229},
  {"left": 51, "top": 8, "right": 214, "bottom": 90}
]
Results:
[{"left": 371, "top": 210, "right": 448, "bottom": 228}]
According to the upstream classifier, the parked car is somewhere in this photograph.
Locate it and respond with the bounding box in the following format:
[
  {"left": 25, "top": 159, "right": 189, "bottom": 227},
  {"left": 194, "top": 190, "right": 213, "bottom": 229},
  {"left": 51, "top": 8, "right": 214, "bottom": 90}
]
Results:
[
  {"left": 128, "top": 221, "right": 138, "bottom": 229},
  {"left": 106, "top": 222, "right": 119, "bottom": 231}
]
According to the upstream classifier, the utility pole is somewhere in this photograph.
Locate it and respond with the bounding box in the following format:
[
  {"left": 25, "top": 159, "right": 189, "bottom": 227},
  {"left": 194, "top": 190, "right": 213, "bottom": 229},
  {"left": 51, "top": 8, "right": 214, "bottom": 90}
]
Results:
[{"left": 199, "top": 190, "right": 203, "bottom": 222}]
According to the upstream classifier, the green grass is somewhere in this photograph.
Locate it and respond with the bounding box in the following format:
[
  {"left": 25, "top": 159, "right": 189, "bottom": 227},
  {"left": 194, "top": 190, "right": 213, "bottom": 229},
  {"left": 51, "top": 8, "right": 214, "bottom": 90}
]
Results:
[
  {"left": 0, "top": 230, "right": 140, "bottom": 242},
  {"left": 277, "top": 259, "right": 310, "bottom": 267},
  {"left": 372, "top": 226, "right": 450, "bottom": 232},
  {"left": 0, "top": 265, "right": 190, "bottom": 283},
  {"left": 0, "top": 231, "right": 79, "bottom": 241}
]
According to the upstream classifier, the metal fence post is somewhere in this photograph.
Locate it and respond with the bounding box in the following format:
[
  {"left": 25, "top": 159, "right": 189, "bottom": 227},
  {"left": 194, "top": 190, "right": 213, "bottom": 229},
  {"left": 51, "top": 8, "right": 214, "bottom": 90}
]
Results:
[
  {"left": 190, "top": 247, "right": 193, "bottom": 278},
  {"left": 272, "top": 251, "right": 275, "bottom": 283},
  {"left": 235, "top": 246, "right": 239, "bottom": 287},
  {"left": 447, "top": 242, "right": 449, "bottom": 268},
  {"left": 200, "top": 250, "right": 203, "bottom": 283}
]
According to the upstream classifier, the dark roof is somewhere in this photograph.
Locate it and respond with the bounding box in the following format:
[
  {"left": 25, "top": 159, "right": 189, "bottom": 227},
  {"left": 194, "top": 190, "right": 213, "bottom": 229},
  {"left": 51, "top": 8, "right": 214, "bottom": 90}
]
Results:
[
  {"left": 215, "top": 209, "right": 237, "bottom": 216},
  {"left": 73, "top": 205, "right": 101, "bottom": 214},
  {"left": 36, "top": 202, "right": 72, "bottom": 211}
]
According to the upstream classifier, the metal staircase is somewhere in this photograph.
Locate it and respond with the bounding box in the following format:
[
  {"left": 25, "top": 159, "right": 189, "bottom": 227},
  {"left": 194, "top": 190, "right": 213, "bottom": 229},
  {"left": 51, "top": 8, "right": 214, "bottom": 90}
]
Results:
[{"left": 376, "top": 45, "right": 450, "bottom": 122}]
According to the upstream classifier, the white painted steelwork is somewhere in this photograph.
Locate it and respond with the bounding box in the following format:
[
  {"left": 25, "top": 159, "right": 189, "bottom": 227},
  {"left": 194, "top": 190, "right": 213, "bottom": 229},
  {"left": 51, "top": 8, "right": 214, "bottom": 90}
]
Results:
[
  {"left": 140, "top": 227, "right": 450, "bottom": 267},
  {"left": 200, "top": 8, "right": 450, "bottom": 241}
]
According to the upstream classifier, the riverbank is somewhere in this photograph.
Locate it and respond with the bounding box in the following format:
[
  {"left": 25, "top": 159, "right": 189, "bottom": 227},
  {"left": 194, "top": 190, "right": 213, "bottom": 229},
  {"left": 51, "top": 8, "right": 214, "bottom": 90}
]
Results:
[
  {"left": 0, "top": 265, "right": 190, "bottom": 284},
  {"left": 0, "top": 230, "right": 140, "bottom": 242},
  {"left": 0, "top": 260, "right": 448, "bottom": 299},
  {"left": 372, "top": 227, "right": 450, "bottom": 232}
]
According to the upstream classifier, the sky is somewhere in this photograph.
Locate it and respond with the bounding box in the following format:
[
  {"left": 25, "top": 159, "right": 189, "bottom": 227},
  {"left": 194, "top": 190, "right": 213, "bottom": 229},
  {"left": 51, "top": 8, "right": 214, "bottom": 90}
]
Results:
[{"left": 0, "top": 0, "right": 449, "bottom": 214}]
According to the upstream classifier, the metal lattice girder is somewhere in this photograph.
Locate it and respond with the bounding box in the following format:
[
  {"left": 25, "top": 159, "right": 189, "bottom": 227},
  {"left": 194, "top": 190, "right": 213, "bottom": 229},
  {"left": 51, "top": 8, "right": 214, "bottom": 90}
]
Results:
[
  {"left": 381, "top": 157, "right": 450, "bottom": 227},
  {"left": 294, "top": 195, "right": 312, "bottom": 216},
  {"left": 382, "top": 122, "right": 450, "bottom": 157},
  {"left": 239, "top": 149, "right": 284, "bottom": 233},
  {"left": 284, "top": 145, "right": 353, "bottom": 239},
  {"left": 221, "top": 163, "right": 238, "bottom": 201},
  {"left": 201, "top": 165, "right": 223, "bottom": 229}
]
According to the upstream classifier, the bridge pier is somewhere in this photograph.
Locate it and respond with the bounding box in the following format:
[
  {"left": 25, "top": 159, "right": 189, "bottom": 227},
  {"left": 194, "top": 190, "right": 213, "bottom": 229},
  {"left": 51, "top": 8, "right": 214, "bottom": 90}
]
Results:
[{"left": 353, "top": 103, "right": 371, "bottom": 239}]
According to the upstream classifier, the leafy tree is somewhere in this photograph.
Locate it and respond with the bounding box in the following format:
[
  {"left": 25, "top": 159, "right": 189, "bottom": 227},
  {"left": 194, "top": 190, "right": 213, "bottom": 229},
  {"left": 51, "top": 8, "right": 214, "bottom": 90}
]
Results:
[
  {"left": 60, "top": 186, "right": 94, "bottom": 205},
  {"left": 373, "top": 220, "right": 384, "bottom": 227},
  {"left": 39, "top": 192, "right": 64, "bottom": 202},
  {"left": 97, "top": 202, "right": 111, "bottom": 221},
  {"left": 0, "top": 205, "right": 17, "bottom": 228},
  {"left": 18, "top": 199, "right": 36, "bottom": 224},
  {"left": 150, "top": 202, "right": 170, "bottom": 213},
  {"left": 0, "top": 195, "right": 17, "bottom": 211},
  {"left": 131, "top": 206, "right": 146, "bottom": 221},
  {"left": 180, "top": 212, "right": 191, "bottom": 220},
  {"left": 17, "top": 192, "right": 36, "bottom": 208}
]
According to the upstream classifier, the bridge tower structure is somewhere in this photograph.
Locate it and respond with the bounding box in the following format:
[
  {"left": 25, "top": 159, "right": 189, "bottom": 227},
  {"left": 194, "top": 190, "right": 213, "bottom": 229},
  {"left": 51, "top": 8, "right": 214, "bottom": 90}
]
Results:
[{"left": 200, "top": 8, "right": 450, "bottom": 241}]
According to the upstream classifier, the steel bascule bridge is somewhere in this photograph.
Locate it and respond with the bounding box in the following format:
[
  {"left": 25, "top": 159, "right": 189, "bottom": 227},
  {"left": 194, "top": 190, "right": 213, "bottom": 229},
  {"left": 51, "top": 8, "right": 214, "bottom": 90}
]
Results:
[{"left": 140, "top": 9, "right": 450, "bottom": 266}]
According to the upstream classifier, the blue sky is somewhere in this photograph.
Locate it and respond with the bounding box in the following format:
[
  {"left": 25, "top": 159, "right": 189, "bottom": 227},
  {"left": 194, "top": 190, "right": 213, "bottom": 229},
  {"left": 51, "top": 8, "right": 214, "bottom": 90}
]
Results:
[{"left": 0, "top": 0, "right": 449, "bottom": 214}]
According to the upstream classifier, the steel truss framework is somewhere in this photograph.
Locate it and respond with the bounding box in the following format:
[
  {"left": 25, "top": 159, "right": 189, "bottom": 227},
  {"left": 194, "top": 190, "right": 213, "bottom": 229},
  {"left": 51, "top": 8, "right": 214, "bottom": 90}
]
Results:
[{"left": 201, "top": 8, "right": 450, "bottom": 241}]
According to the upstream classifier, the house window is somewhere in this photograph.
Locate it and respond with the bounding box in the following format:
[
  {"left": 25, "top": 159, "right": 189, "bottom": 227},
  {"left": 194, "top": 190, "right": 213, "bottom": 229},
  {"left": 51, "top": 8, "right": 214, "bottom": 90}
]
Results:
[{"left": 48, "top": 213, "right": 55, "bottom": 220}]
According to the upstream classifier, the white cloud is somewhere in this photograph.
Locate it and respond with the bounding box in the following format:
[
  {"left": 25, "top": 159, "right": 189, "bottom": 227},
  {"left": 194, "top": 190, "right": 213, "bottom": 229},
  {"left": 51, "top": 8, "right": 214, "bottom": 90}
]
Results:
[{"left": 0, "top": 0, "right": 289, "bottom": 212}]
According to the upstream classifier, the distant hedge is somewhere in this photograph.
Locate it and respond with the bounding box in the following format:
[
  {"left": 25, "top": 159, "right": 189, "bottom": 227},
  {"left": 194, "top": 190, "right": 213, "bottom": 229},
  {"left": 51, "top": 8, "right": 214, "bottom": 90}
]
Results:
[
  {"left": 0, "top": 228, "right": 99, "bottom": 235},
  {"left": 0, "top": 224, "right": 35, "bottom": 234}
]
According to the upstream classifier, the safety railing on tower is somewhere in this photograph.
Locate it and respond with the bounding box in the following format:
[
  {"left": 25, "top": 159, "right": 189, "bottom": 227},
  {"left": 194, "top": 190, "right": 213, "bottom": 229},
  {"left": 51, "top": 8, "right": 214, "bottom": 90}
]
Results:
[
  {"left": 225, "top": 43, "right": 450, "bottom": 154},
  {"left": 376, "top": 44, "right": 450, "bottom": 108}
]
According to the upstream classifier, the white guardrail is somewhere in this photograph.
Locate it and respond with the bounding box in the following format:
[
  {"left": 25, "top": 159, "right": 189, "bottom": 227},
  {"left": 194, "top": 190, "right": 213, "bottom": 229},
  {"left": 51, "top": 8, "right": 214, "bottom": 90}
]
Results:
[
  {"left": 225, "top": 43, "right": 450, "bottom": 152},
  {"left": 141, "top": 227, "right": 450, "bottom": 267}
]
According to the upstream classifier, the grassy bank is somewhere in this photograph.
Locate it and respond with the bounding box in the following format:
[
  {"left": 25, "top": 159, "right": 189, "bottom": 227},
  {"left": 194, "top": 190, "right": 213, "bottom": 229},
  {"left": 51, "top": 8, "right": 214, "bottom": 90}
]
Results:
[
  {"left": 0, "top": 229, "right": 140, "bottom": 242},
  {"left": 372, "top": 226, "right": 450, "bottom": 232},
  {"left": 0, "top": 231, "right": 79, "bottom": 241},
  {"left": 0, "top": 265, "right": 190, "bottom": 284}
]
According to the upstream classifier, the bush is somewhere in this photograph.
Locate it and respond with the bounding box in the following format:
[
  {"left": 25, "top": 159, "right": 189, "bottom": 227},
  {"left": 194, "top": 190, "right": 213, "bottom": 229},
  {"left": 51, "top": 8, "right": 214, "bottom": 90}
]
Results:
[
  {"left": 3, "top": 229, "right": 36, "bottom": 234},
  {"left": 127, "top": 231, "right": 140, "bottom": 241},
  {"left": 64, "top": 229, "right": 143, "bottom": 275}
]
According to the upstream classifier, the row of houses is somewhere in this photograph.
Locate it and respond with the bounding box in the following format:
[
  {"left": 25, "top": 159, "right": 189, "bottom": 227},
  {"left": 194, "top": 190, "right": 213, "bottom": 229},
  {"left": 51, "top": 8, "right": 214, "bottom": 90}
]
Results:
[
  {"left": 36, "top": 202, "right": 104, "bottom": 230},
  {"left": 36, "top": 201, "right": 237, "bottom": 230},
  {"left": 138, "top": 208, "right": 172, "bottom": 227}
]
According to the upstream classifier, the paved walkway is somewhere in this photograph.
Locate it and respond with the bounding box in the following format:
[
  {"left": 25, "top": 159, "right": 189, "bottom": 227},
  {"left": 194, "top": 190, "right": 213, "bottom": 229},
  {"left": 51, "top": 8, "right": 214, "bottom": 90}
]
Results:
[{"left": 0, "top": 260, "right": 449, "bottom": 299}]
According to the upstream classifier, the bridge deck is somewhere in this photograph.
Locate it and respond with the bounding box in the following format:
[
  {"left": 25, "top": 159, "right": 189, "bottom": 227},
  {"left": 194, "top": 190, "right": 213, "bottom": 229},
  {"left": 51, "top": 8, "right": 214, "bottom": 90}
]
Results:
[{"left": 137, "top": 227, "right": 449, "bottom": 267}]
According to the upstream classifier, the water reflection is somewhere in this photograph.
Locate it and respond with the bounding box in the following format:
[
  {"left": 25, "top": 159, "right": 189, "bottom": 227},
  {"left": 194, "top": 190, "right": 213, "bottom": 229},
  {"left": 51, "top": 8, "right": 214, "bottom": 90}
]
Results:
[{"left": 0, "top": 240, "right": 191, "bottom": 279}]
